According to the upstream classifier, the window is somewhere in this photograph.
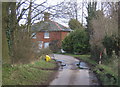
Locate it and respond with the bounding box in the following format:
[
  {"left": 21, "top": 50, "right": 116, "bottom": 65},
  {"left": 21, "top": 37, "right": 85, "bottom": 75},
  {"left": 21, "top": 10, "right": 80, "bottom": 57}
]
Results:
[
  {"left": 32, "top": 33, "right": 36, "bottom": 39},
  {"left": 44, "top": 32, "right": 49, "bottom": 39},
  {"left": 44, "top": 42, "right": 49, "bottom": 48},
  {"left": 38, "top": 41, "right": 43, "bottom": 49}
]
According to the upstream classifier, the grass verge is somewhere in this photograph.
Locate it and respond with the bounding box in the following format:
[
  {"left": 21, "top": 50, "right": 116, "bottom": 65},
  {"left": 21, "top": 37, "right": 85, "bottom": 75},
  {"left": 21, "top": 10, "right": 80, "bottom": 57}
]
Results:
[{"left": 2, "top": 59, "right": 58, "bottom": 85}]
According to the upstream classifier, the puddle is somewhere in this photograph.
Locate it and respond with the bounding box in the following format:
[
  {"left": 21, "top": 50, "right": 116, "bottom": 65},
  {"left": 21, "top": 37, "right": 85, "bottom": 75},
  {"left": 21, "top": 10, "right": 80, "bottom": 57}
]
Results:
[
  {"left": 55, "top": 59, "right": 67, "bottom": 70},
  {"left": 74, "top": 61, "right": 89, "bottom": 69},
  {"left": 59, "top": 65, "right": 68, "bottom": 70},
  {"left": 50, "top": 55, "right": 100, "bottom": 85},
  {"left": 55, "top": 59, "right": 64, "bottom": 63},
  {"left": 57, "top": 60, "right": 99, "bottom": 85},
  {"left": 57, "top": 59, "right": 90, "bottom": 70}
]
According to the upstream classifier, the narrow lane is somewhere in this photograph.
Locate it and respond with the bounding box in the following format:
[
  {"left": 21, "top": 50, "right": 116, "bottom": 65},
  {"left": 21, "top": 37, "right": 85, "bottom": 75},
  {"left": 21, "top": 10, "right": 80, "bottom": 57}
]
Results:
[{"left": 49, "top": 54, "right": 99, "bottom": 85}]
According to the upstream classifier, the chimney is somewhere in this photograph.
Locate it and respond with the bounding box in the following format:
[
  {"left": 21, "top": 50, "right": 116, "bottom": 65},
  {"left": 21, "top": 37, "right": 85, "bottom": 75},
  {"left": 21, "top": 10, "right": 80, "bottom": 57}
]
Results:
[{"left": 44, "top": 12, "right": 50, "bottom": 21}]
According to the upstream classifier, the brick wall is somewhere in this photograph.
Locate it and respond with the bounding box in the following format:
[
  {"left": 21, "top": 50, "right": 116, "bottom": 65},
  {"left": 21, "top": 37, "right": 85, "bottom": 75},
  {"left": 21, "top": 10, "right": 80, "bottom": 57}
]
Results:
[
  {"left": 33, "top": 31, "right": 70, "bottom": 48},
  {"left": 61, "top": 31, "right": 69, "bottom": 40}
]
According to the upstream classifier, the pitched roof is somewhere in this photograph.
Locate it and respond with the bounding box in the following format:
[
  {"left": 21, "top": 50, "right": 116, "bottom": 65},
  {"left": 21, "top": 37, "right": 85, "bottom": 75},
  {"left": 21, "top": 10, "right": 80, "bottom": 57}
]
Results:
[{"left": 31, "top": 21, "right": 72, "bottom": 32}]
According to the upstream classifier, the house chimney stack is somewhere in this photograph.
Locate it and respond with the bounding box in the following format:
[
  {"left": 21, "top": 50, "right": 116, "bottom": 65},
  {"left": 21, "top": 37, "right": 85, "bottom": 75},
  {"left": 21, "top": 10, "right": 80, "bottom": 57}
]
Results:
[{"left": 44, "top": 12, "right": 50, "bottom": 21}]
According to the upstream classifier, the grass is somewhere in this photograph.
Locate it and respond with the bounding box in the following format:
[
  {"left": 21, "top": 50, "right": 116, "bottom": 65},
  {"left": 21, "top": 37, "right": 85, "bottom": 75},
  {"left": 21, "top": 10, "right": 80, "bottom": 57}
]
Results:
[
  {"left": 65, "top": 53, "right": 118, "bottom": 86},
  {"left": 94, "top": 64, "right": 118, "bottom": 85},
  {"left": 2, "top": 59, "right": 57, "bottom": 85},
  {"left": 65, "top": 53, "right": 97, "bottom": 65}
]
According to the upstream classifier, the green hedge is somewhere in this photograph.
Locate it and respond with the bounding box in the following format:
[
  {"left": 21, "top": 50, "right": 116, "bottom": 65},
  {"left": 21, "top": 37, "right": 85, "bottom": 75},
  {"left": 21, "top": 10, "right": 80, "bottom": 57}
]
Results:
[{"left": 62, "top": 29, "right": 90, "bottom": 54}]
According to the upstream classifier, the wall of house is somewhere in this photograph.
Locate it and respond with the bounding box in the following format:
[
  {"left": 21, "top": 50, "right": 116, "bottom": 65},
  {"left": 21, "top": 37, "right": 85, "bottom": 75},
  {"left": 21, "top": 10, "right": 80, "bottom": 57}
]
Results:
[
  {"left": 61, "top": 31, "right": 70, "bottom": 40},
  {"left": 34, "top": 31, "right": 70, "bottom": 48},
  {"left": 36, "top": 31, "right": 61, "bottom": 41}
]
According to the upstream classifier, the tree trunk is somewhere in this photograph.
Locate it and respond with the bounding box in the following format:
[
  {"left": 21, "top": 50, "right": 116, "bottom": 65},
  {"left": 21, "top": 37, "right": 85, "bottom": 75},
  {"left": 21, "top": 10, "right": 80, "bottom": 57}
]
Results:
[
  {"left": 27, "top": 0, "right": 32, "bottom": 33},
  {"left": 2, "top": 2, "right": 10, "bottom": 64},
  {"left": 9, "top": 2, "right": 17, "bottom": 64}
]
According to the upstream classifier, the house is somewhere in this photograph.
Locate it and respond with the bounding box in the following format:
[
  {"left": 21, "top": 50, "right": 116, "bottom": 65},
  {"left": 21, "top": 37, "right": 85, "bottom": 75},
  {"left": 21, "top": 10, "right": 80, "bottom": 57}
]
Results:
[{"left": 31, "top": 13, "right": 72, "bottom": 51}]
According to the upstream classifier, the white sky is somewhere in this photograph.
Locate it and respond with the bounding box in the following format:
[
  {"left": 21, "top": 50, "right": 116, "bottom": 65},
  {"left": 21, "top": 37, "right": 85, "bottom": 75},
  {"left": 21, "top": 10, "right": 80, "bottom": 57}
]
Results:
[
  {"left": 19, "top": 0, "right": 119, "bottom": 27},
  {"left": 35, "top": 0, "right": 101, "bottom": 27},
  {"left": 20, "top": 0, "right": 89, "bottom": 27},
  {"left": 34, "top": 0, "right": 69, "bottom": 27}
]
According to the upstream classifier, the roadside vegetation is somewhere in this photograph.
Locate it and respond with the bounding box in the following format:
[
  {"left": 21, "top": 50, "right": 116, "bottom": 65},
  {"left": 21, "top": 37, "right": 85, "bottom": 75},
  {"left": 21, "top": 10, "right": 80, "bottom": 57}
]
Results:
[
  {"left": 62, "top": 19, "right": 90, "bottom": 54},
  {"left": 2, "top": 58, "right": 57, "bottom": 85},
  {"left": 66, "top": 54, "right": 118, "bottom": 86},
  {"left": 61, "top": 2, "right": 119, "bottom": 86},
  {"left": 2, "top": 1, "right": 119, "bottom": 86}
]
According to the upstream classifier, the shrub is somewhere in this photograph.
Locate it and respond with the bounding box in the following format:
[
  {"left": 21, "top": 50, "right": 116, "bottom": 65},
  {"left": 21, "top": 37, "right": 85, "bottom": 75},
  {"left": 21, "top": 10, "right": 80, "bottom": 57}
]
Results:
[
  {"left": 62, "top": 29, "right": 90, "bottom": 54},
  {"left": 12, "top": 30, "right": 35, "bottom": 64},
  {"left": 62, "top": 33, "right": 74, "bottom": 53},
  {"left": 37, "top": 48, "right": 52, "bottom": 58},
  {"left": 90, "top": 45, "right": 102, "bottom": 62},
  {"left": 68, "top": 19, "right": 83, "bottom": 30},
  {"left": 102, "top": 35, "right": 119, "bottom": 56},
  {"left": 49, "top": 40, "right": 61, "bottom": 53}
]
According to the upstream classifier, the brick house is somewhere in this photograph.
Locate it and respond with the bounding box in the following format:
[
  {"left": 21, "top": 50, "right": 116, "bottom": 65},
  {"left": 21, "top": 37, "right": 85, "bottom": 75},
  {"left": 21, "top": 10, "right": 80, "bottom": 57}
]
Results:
[{"left": 32, "top": 13, "right": 72, "bottom": 51}]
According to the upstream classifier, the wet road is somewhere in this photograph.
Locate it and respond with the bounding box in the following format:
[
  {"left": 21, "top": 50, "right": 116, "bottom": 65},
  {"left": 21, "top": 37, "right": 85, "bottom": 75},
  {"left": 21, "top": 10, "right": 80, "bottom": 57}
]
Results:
[{"left": 49, "top": 54, "right": 99, "bottom": 86}]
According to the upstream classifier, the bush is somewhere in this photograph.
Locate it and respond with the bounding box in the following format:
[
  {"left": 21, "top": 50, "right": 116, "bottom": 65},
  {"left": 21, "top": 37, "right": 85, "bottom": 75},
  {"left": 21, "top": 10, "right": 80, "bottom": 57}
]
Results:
[
  {"left": 93, "top": 64, "right": 118, "bottom": 85},
  {"left": 49, "top": 40, "right": 61, "bottom": 53},
  {"left": 12, "top": 30, "right": 35, "bottom": 64},
  {"left": 102, "top": 35, "right": 119, "bottom": 56},
  {"left": 36, "top": 48, "right": 52, "bottom": 58},
  {"left": 90, "top": 45, "right": 102, "bottom": 62},
  {"left": 68, "top": 19, "right": 83, "bottom": 30},
  {"left": 62, "top": 33, "right": 73, "bottom": 53},
  {"left": 62, "top": 29, "right": 90, "bottom": 54}
]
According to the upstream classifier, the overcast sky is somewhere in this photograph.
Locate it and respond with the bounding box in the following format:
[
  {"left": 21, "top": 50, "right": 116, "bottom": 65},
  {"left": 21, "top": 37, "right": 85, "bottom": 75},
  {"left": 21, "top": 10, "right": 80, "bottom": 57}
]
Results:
[
  {"left": 19, "top": 0, "right": 119, "bottom": 27},
  {"left": 19, "top": 0, "right": 89, "bottom": 27}
]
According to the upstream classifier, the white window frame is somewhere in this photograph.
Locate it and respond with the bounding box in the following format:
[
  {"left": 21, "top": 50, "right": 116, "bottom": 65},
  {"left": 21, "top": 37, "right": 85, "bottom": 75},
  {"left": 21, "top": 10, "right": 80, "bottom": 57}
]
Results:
[
  {"left": 44, "top": 32, "right": 49, "bottom": 39},
  {"left": 44, "top": 42, "right": 49, "bottom": 48}
]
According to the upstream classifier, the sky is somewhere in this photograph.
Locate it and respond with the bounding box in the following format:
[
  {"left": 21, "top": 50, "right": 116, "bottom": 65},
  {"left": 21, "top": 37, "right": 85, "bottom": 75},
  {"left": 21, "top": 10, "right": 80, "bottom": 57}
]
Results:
[
  {"left": 19, "top": 0, "right": 68, "bottom": 26},
  {"left": 34, "top": 0, "right": 69, "bottom": 27},
  {"left": 19, "top": 0, "right": 89, "bottom": 27},
  {"left": 19, "top": 0, "right": 119, "bottom": 27}
]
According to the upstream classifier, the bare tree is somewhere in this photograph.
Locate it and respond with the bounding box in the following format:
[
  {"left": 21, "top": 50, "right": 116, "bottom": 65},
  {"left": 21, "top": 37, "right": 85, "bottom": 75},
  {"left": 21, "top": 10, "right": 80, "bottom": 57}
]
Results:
[
  {"left": 3, "top": 0, "right": 65, "bottom": 64},
  {"left": 50, "top": 0, "right": 83, "bottom": 24},
  {"left": 90, "top": 2, "right": 118, "bottom": 63}
]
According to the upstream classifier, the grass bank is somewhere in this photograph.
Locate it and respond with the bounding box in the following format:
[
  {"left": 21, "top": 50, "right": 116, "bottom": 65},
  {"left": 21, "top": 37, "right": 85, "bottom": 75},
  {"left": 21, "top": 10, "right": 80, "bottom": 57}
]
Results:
[
  {"left": 2, "top": 58, "right": 58, "bottom": 86},
  {"left": 65, "top": 53, "right": 118, "bottom": 86}
]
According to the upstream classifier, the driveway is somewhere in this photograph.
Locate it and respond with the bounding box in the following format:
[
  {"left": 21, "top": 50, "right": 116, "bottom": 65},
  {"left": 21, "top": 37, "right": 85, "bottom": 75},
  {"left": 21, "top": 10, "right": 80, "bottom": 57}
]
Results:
[{"left": 49, "top": 54, "right": 99, "bottom": 85}]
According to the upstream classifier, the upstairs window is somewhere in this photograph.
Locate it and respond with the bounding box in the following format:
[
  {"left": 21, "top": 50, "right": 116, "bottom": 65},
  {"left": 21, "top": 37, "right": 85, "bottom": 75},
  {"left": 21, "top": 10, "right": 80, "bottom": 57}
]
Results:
[{"left": 44, "top": 32, "right": 49, "bottom": 39}]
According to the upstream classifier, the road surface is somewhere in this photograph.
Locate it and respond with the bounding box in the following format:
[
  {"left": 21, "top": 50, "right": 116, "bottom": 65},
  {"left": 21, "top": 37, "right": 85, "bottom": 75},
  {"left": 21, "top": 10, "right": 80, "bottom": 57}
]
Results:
[{"left": 49, "top": 54, "right": 99, "bottom": 86}]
